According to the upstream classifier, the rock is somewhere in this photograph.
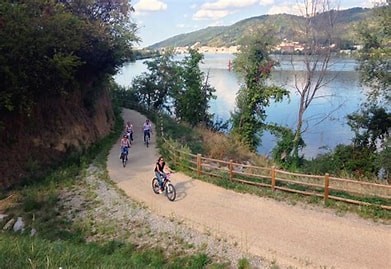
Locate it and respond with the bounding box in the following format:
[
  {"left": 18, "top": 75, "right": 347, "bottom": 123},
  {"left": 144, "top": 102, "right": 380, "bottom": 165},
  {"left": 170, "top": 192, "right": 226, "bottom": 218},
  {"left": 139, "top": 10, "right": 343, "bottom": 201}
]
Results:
[
  {"left": 0, "top": 214, "right": 8, "bottom": 222},
  {"left": 30, "top": 228, "right": 37, "bottom": 237},
  {"left": 3, "top": 218, "right": 15, "bottom": 230},
  {"left": 13, "top": 217, "right": 25, "bottom": 232}
]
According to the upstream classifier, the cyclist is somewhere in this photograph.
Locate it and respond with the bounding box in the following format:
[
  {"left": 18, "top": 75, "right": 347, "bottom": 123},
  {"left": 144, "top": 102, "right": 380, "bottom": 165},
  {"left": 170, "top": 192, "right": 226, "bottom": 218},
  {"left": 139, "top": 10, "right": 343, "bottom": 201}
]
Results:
[
  {"left": 143, "top": 119, "right": 152, "bottom": 144},
  {"left": 154, "top": 156, "right": 171, "bottom": 193},
  {"left": 120, "top": 134, "right": 131, "bottom": 159},
  {"left": 125, "top": 121, "right": 133, "bottom": 142}
]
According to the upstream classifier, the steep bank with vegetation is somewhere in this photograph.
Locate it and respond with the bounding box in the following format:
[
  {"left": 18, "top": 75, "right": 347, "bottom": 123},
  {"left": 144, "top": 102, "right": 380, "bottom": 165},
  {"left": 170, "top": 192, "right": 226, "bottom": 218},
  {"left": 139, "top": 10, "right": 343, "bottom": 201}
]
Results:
[
  {"left": 0, "top": 86, "right": 114, "bottom": 189},
  {"left": 0, "top": 0, "right": 138, "bottom": 189}
]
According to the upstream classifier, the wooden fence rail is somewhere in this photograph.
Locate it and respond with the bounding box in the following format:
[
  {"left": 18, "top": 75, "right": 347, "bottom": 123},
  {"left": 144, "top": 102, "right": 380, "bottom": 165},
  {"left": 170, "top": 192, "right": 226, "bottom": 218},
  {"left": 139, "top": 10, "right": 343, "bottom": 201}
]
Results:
[{"left": 165, "top": 140, "right": 391, "bottom": 210}]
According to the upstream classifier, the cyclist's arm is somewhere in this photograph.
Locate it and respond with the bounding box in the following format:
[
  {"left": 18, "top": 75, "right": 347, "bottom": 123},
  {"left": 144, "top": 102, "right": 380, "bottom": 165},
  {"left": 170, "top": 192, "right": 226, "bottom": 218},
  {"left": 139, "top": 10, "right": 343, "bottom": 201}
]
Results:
[{"left": 163, "top": 163, "right": 173, "bottom": 173}]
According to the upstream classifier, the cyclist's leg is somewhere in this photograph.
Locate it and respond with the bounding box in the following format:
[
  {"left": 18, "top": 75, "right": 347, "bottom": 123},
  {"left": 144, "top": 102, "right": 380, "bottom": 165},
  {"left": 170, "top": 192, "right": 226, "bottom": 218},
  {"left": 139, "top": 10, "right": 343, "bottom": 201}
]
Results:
[
  {"left": 155, "top": 172, "right": 163, "bottom": 189},
  {"left": 143, "top": 130, "right": 147, "bottom": 143}
]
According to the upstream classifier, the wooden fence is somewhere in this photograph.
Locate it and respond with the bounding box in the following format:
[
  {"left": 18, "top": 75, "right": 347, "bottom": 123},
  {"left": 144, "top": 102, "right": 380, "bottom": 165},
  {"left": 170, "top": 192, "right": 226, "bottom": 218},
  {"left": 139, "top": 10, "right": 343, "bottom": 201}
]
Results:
[{"left": 165, "top": 142, "right": 391, "bottom": 210}]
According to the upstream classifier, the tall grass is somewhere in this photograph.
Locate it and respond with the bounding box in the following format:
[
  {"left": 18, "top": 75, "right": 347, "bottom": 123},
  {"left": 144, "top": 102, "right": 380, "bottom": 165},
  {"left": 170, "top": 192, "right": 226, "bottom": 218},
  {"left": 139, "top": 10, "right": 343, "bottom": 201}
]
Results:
[{"left": 0, "top": 233, "right": 219, "bottom": 269}]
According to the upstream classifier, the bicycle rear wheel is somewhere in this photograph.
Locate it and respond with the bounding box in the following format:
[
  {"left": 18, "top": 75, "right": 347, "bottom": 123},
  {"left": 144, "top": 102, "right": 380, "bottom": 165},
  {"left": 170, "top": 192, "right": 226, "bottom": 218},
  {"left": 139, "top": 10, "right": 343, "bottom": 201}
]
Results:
[
  {"left": 120, "top": 153, "right": 126, "bottom": 167},
  {"left": 165, "top": 183, "right": 176, "bottom": 201}
]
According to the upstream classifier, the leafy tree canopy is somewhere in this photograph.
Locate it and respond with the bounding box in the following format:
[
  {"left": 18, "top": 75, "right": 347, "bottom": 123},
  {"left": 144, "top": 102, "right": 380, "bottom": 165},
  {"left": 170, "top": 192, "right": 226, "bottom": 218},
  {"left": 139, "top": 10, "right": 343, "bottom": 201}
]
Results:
[
  {"left": 132, "top": 49, "right": 216, "bottom": 127},
  {"left": 0, "top": 0, "right": 138, "bottom": 114},
  {"left": 357, "top": 2, "right": 391, "bottom": 105}
]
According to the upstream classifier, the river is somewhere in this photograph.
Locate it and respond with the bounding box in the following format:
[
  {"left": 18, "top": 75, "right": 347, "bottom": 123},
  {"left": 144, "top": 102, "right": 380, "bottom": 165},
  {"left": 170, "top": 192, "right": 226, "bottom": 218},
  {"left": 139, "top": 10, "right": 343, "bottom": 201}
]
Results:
[{"left": 114, "top": 53, "right": 366, "bottom": 159}]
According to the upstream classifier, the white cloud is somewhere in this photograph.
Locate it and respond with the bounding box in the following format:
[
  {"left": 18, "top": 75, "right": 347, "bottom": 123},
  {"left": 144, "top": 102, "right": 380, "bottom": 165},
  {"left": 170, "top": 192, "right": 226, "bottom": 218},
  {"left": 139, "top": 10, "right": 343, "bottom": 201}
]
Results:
[
  {"left": 193, "top": 9, "right": 232, "bottom": 20},
  {"left": 267, "top": 4, "right": 303, "bottom": 15},
  {"left": 267, "top": 1, "right": 345, "bottom": 16},
  {"left": 260, "top": 0, "right": 274, "bottom": 5},
  {"left": 134, "top": 0, "right": 167, "bottom": 13},
  {"left": 193, "top": 0, "right": 273, "bottom": 20},
  {"left": 202, "top": 0, "right": 258, "bottom": 10}
]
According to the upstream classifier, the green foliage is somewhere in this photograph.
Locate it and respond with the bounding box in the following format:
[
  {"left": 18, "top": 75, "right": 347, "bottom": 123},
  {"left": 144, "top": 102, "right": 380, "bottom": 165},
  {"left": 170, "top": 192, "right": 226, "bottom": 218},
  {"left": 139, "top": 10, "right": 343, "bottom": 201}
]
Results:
[
  {"left": 230, "top": 31, "right": 289, "bottom": 150},
  {"left": 347, "top": 105, "right": 391, "bottom": 149},
  {"left": 132, "top": 49, "right": 182, "bottom": 112},
  {"left": 132, "top": 48, "right": 216, "bottom": 127},
  {"left": 0, "top": 233, "right": 222, "bottom": 269},
  {"left": 158, "top": 115, "right": 205, "bottom": 155},
  {"left": 174, "top": 48, "right": 216, "bottom": 126},
  {"left": 356, "top": 3, "right": 391, "bottom": 105},
  {"left": 0, "top": 0, "right": 137, "bottom": 114},
  {"left": 268, "top": 124, "right": 305, "bottom": 169},
  {"left": 302, "top": 144, "right": 377, "bottom": 179},
  {"left": 375, "top": 140, "right": 391, "bottom": 180},
  {"left": 238, "top": 258, "right": 251, "bottom": 269}
]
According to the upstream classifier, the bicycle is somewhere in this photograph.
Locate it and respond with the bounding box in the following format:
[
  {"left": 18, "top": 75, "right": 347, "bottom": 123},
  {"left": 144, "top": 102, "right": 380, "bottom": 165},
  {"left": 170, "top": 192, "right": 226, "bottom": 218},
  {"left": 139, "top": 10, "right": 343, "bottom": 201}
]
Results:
[
  {"left": 152, "top": 173, "right": 176, "bottom": 201},
  {"left": 120, "top": 147, "right": 128, "bottom": 167},
  {"left": 144, "top": 130, "right": 150, "bottom": 147}
]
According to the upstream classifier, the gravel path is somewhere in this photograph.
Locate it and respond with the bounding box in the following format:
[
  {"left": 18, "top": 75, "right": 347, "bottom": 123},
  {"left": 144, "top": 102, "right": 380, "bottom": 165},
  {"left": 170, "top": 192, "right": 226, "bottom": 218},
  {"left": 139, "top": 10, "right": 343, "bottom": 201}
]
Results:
[{"left": 107, "top": 108, "right": 391, "bottom": 269}]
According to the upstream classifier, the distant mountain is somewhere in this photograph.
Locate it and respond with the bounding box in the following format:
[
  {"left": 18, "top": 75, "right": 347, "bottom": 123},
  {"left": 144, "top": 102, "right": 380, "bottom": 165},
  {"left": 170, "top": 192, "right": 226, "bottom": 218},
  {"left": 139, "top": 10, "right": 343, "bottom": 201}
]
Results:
[{"left": 149, "top": 7, "right": 371, "bottom": 50}]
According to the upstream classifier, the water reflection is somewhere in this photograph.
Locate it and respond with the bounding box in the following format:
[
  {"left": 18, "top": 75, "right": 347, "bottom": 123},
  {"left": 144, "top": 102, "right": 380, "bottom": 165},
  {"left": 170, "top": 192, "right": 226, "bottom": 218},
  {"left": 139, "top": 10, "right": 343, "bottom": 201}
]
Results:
[{"left": 114, "top": 53, "right": 365, "bottom": 158}]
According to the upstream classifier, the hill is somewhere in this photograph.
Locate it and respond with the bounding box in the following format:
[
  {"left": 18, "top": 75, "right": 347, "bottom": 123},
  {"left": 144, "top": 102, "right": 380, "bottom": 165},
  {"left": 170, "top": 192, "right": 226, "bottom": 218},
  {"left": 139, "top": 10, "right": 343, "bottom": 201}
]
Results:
[{"left": 149, "top": 7, "right": 370, "bottom": 50}]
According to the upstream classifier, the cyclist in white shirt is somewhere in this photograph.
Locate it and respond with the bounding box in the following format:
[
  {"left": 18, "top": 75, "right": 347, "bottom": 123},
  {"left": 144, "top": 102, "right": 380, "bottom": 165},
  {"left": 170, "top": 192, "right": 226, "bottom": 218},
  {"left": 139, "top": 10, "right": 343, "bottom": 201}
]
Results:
[
  {"left": 143, "top": 119, "right": 152, "bottom": 144},
  {"left": 125, "top": 121, "right": 133, "bottom": 142}
]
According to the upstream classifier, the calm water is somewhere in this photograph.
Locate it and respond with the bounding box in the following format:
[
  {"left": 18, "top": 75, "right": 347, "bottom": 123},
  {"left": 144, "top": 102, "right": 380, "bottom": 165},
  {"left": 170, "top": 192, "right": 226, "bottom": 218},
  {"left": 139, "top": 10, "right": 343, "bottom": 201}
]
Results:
[{"left": 114, "top": 53, "right": 366, "bottom": 158}]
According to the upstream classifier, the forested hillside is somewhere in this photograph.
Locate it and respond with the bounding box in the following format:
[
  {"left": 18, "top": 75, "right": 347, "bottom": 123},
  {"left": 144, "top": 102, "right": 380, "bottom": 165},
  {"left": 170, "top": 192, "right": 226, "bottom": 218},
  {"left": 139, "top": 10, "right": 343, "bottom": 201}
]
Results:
[
  {"left": 149, "top": 7, "right": 370, "bottom": 49},
  {"left": 0, "top": 0, "right": 138, "bottom": 189}
]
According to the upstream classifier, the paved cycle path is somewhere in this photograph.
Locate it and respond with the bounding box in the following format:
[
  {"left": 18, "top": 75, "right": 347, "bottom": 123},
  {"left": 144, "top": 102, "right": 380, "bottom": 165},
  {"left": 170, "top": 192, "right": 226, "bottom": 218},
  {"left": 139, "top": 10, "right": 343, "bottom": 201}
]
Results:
[{"left": 107, "top": 108, "right": 391, "bottom": 269}]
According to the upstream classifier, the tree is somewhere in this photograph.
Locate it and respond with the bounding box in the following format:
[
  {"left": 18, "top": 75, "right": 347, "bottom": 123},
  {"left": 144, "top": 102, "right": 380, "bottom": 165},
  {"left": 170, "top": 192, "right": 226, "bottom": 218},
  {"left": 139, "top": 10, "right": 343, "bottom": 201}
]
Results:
[
  {"left": 356, "top": 1, "right": 391, "bottom": 105},
  {"left": 351, "top": 1, "right": 391, "bottom": 179},
  {"left": 347, "top": 106, "right": 391, "bottom": 150},
  {"left": 0, "top": 0, "right": 138, "bottom": 114},
  {"left": 132, "top": 49, "right": 181, "bottom": 112},
  {"left": 231, "top": 31, "right": 288, "bottom": 150},
  {"left": 132, "top": 49, "right": 216, "bottom": 127},
  {"left": 287, "top": 0, "right": 341, "bottom": 164},
  {"left": 173, "top": 48, "right": 216, "bottom": 127}
]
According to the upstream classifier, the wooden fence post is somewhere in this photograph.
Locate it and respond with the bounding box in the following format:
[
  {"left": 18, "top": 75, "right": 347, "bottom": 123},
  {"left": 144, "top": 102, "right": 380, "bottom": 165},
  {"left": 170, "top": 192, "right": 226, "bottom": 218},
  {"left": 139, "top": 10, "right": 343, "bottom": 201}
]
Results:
[
  {"left": 324, "top": 173, "right": 330, "bottom": 203},
  {"left": 229, "top": 160, "right": 233, "bottom": 181},
  {"left": 197, "top": 154, "right": 202, "bottom": 177},
  {"left": 271, "top": 166, "right": 276, "bottom": 191}
]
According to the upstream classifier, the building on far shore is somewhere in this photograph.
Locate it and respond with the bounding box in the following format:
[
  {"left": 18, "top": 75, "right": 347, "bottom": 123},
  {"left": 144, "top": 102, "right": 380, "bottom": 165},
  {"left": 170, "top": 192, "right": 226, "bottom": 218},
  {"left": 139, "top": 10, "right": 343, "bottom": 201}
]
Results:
[{"left": 158, "top": 40, "right": 363, "bottom": 55}]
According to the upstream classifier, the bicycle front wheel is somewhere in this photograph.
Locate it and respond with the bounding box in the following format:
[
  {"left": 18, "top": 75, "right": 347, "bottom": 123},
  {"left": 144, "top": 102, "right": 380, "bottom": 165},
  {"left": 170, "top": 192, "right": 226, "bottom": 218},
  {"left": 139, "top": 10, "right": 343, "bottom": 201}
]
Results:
[
  {"left": 152, "top": 178, "right": 160, "bottom": 194},
  {"left": 165, "top": 183, "right": 176, "bottom": 201}
]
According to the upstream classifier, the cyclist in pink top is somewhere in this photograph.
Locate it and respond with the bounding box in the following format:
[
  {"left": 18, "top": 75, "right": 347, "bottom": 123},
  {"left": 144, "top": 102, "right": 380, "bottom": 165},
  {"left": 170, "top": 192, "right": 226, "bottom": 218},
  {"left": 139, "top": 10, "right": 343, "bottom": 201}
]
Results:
[{"left": 120, "top": 134, "right": 131, "bottom": 159}]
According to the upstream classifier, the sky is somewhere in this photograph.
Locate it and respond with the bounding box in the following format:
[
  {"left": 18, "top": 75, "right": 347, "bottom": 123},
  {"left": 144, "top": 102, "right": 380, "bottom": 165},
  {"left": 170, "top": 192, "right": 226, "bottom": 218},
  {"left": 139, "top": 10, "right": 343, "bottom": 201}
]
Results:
[{"left": 131, "top": 0, "right": 384, "bottom": 47}]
